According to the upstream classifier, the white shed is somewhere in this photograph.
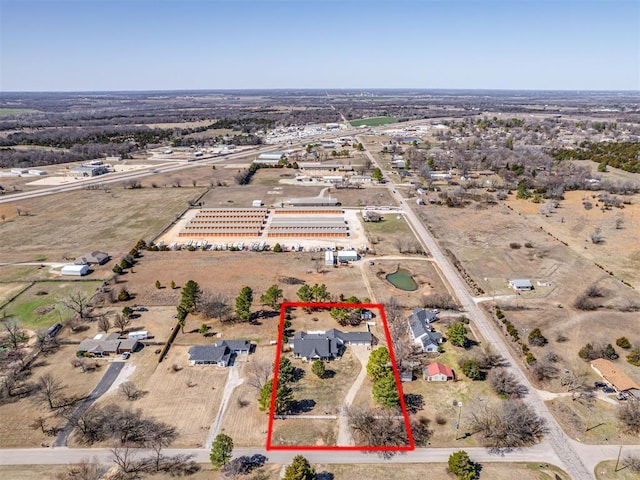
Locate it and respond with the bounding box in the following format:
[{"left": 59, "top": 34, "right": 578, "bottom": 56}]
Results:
[
  {"left": 61, "top": 264, "right": 89, "bottom": 276},
  {"left": 128, "top": 331, "right": 148, "bottom": 341},
  {"left": 337, "top": 250, "right": 359, "bottom": 262}
]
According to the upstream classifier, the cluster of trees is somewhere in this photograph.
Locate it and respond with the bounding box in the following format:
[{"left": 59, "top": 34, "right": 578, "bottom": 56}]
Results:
[
  {"left": 447, "top": 318, "right": 470, "bottom": 348},
  {"left": 258, "top": 358, "right": 296, "bottom": 415},
  {"left": 366, "top": 347, "right": 399, "bottom": 408},
  {"left": 296, "top": 283, "right": 331, "bottom": 304},
  {"left": 578, "top": 342, "right": 618, "bottom": 361},
  {"left": 551, "top": 142, "right": 640, "bottom": 173},
  {"left": 329, "top": 295, "right": 363, "bottom": 326},
  {"left": 448, "top": 450, "right": 480, "bottom": 480}
]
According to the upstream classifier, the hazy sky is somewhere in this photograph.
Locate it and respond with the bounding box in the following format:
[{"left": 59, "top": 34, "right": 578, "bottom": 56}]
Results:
[{"left": 1, "top": 0, "right": 638, "bottom": 91}]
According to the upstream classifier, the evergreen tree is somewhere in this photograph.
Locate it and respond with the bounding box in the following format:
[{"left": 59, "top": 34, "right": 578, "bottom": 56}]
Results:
[
  {"left": 448, "top": 450, "right": 478, "bottom": 480},
  {"left": 283, "top": 455, "right": 316, "bottom": 480},
  {"left": 258, "top": 379, "right": 294, "bottom": 415},
  {"left": 260, "top": 284, "right": 283, "bottom": 310},
  {"left": 372, "top": 371, "right": 400, "bottom": 407},
  {"left": 447, "top": 321, "right": 468, "bottom": 348},
  {"left": 235, "top": 286, "right": 253, "bottom": 322},
  {"left": 210, "top": 433, "right": 233, "bottom": 470},
  {"left": 366, "top": 347, "right": 391, "bottom": 380},
  {"left": 181, "top": 280, "right": 202, "bottom": 312},
  {"left": 311, "top": 360, "right": 326, "bottom": 379}
]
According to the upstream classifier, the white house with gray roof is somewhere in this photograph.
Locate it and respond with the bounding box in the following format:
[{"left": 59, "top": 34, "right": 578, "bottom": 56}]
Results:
[
  {"left": 292, "top": 328, "right": 371, "bottom": 361},
  {"left": 408, "top": 308, "right": 442, "bottom": 353}
]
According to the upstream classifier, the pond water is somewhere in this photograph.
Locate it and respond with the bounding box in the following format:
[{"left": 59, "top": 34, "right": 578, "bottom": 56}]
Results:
[{"left": 386, "top": 268, "right": 418, "bottom": 291}]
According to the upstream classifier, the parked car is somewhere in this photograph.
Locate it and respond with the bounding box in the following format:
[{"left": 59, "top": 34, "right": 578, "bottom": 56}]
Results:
[
  {"left": 122, "top": 352, "right": 130, "bottom": 360},
  {"left": 137, "top": 307, "right": 148, "bottom": 312},
  {"left": 602, "top": 386, "right": 615, "bottom": 394},
  {"left": 594, "top": 381, "right": 606, "bottom": 388},
  {"left": 617, "top": 392, "right": 628, "bottom": 400}
]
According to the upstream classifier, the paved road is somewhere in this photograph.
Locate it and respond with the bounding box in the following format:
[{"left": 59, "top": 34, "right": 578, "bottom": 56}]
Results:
[
  {"left": 52, "top": 362, "right": 125, "bottom": 447},
  {"left": 356, "top": 137, "right": 594, "bottom": 480}
]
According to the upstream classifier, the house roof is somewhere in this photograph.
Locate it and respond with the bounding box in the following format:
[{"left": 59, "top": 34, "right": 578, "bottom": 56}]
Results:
[
  {"left": 78, "top": 333, "right": 138, "bottom": 355},
  {"left": 293, "top": 332, "right": 339, "bottom": 359},
  {"left": 215, "top": 340, "right": 251, "bottom": 352},
  {"left": 421, "top": 330, "right": 443, "bottom": 349},
  {"left": 408, "top": 308, "right": 438, "bottom": 339},
  {"left": 189, "top": 345, "right": 231, "bottom": 364},
  {"left": 75, "top": 251, "right": 109, "bottom": 265},
  {"left": 591, "top": 358, "right": 640, "bottom": 392},
  {"left": 509, "top": 279, "right": 533, "bottom": 288},
  {"left": 425, "top": 362, "right": 454, "bottom": 378},
  {"left": 293, "top": 328, "right": 371, "bottom": 358}
]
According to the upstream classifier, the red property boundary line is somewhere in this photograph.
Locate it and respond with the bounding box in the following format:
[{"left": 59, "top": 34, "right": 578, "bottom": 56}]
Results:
[{"left": 266, "top": 301, "right": 415, "bottom": 452}]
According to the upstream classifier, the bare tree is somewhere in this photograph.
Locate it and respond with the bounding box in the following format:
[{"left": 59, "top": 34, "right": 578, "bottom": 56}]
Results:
[
  {"left": 624, "top": 454, "right": 640, "bottom": 472},
  {"left": 113, "top": 314, "right": 130, "bottom": 334},
  {"left": 97, "top": 316, "right": 111, "bottom": 334},
  {"left": 119, "top": 381, "right": 141, "bottom": 401},
  {"left": 531, "top": 360, "right": 559, "bottom": 382},
  {"left": 61, "top": 289, "right": 92, "bottom": 321},
  {"left": 245, "top": 360, "right": 272, "bottom": 392},
  {"left": 468, "top": 400, "right": 546, "bottom": 450},
  {"left": 615, "top": 214, "right": 625, "bottom": 230},
  {"left": 53, "top": 458, "right": 101, "bottom": 480},
  {"left": 618, "top": 399, "right": 640, "bottom": 435},
  {"left": 590, "top": 227, "right": 604, "bottom": 244},
  {"left": 393, "top": 238, "right": 406, "bottom": 254},
  {"left": 111, "top": 446, "right": 148, "bottom": 477},
  {"left": 38, "top": 373, "right": 66, "bottom": 409},
  {"left": 488, "top": 368, "right": 528, "bottom": 398},
  {"left": 200, "top": 291, "right": 231, "bottom": 322},
  {"left": 348, "top": 406, "right": 409, "bottom": 447},
  {"left": 144, "top": 421, "right": 178, "bottom": 472},
  {"left": 1, "top": 319, "right": 28, "bottom": 350}
]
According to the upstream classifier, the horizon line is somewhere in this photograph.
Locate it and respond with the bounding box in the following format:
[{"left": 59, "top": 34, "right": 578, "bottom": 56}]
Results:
[{"left": 2, "top": 87, "right": 639, "bottom": 95}]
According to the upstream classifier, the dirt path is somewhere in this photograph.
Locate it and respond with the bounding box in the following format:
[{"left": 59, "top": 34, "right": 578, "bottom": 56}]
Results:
[
  {"left": 336, "top": 345, "right": 371, "bottom": 446},
  {"left": 357, "top": 261, "right": 376, "bottom": 302},
  {"left": 205, "top": 362, "right": 242, "bottom": 448}
]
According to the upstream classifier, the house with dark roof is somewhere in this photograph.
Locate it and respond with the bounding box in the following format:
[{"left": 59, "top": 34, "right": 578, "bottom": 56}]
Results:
[
  {"left": 77, "top": 333, "right": 139, "bottom": 356},
  {"left": 188, "top": 340, "right": 252, "bottom": 367},
  {"left": 292, "top": 328, "right": 371, "bottom": 361},
  {"left": 408, "top": 308, "right": 442, "bottom": 353},
  {"left": 74, "top": 251, "right": 110, "bottom": 265},
  {"left": 424, "top": 362, "right": 455, "bottom": 381}
]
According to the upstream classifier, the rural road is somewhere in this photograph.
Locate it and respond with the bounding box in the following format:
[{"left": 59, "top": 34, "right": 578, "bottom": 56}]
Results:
[
  {"left": 53, "top": 362, "right": 125, "bottom": 447},
  {"left": 357, "top": 137, "right": 594, "bottom": 480},
  {"left": 3, "top": 443, "right": 640, "bottom": 472}
]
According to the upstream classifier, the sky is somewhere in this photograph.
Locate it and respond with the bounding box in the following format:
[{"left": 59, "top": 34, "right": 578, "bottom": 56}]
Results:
[{"left": 0, "top": 0, "right": 638, "bottom": 92}]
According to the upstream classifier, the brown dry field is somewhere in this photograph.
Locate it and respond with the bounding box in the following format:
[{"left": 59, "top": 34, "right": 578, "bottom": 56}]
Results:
[
  {"left": 547, "top": 396, "right": 639, "bottom": 446},
  {"left": 323, "top": 462, "right": 571, "bottom": 480},
  {"left": 284, "top": 347, "right": 361, "bottom": 415},
  {"left": 416, "top": 195, "right": 640, "bottom": 390},
  {"left": 118, "top": 250, "right": 371, "bottom": 311},
  {"left": 0, "top": 462, "right": 571, "bottom": 480},
  {"left": 217, "top": 345, "right": 275, "bottom": 448},
  {"left": 0, "top": 187, "right": 206, "bottom": 263},
  {"left": 595, "top": 460, "right": 640, "bottom": 480},
  {"left": 0, "top": 345, "right": 105, "bottom": 448},
  {"left": 506, "top": 190, "right": 640, "bottom": 288},
  {"left": 0, "top": 281, "right": 29, "bottom": 305},
  {"left": 270, "top": 417, "right": 338, "bottom": 447},
  {"left": 87, "top": 345, "right": 228, "bottom": 449}
]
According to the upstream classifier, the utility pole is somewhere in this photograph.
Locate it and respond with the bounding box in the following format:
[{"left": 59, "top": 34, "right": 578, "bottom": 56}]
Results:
[
  {"left": 615, "top": 446, "right": 623, "bottom": 472},
  {"left": 454, "top": 401, "right": 463, "bottom": 440}
]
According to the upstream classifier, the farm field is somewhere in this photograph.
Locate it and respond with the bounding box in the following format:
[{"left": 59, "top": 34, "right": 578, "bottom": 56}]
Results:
[
  {"left": 117, "top": 250, "right": 371, "bottom": 311},
  {"left": 415, "top": 195, "right": 640, "bottom": 385},
  {"left": 4, "top": 280, "right": 103, "bottom": 330},
  {"left": 0, "top": 187, "right": 207, "bottom": 264},
  {"left": 350, "top": 116, "right": 398, "bottom": 127}
]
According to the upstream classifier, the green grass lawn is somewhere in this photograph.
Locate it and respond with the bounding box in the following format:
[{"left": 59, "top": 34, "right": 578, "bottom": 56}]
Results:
[
  {"left": 4, "top": 281, "right": 102, "bottom": 330},
  {"left": 595, "top": 460, "right": 640, "bottom": 480},
  {"left": 0, "top": 108, "right": 39, "bottom": 116},
  {"left": 350, "top": 116, "right": 398, "bottom": 127},
  {"left": 361, "top": 213, "right": 412, "bottom": 236}
]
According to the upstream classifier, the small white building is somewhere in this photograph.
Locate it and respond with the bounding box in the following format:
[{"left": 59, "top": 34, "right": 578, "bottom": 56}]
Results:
[
  {"left": 128, "top": 331, "right": 148, "bottom": 341},
  {"left": 61, "top": 264, "right": 89, "bottom": 276},
  {"left": 28, "top": 169, "right": 47, "bottom": 176},
  {"left": 325, "top": 250, "right": 335, "bottom": 266},
  {"left": 509, "top": 279, "right": 533, "bottom": 291},
  {"left": 11, "top": 168, "right": 28, "bottom": 174},
  {"left": 337, "top": 250, "right": 358, "bottom": 262},
  {"left": 252, "top": 200, "right": 263, "bottom": 207}
]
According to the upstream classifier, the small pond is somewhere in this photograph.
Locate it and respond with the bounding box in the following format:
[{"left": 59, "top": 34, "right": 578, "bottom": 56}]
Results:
[{"left": 386, "top": 268, "right": 418, "bottom": 291}]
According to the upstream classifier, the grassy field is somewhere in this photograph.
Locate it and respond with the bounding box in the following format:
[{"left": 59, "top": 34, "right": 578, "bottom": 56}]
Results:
[
  {"left": 361, "top": 213, "right": 418, "bottom": 255},
  {"left": 4, "top": 280, "right": 103, "bottom": 329},
  {"left": 0, "top": 108, "right": 39, "bottom": 116},
  {"left": 350, "top": 116, "right": 398, "bottom": 127},
  {"left": 0, "top": 187, "right": 207, "bottom": 262},
  {"left": 0, "top": 462, "right": 571, "bottom": 480},
  {"left": 595, "top": 460, "right": 640, "bottom": 480}
]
